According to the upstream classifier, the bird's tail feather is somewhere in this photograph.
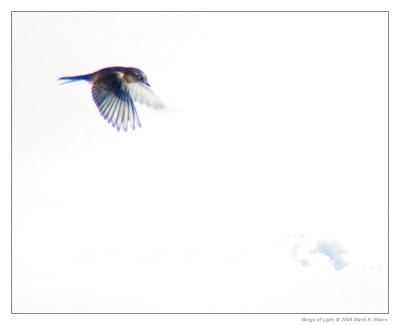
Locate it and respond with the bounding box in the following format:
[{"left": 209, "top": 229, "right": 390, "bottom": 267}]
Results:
[{"left": 58, "top": 73, "right": 93, "bottom": 83}]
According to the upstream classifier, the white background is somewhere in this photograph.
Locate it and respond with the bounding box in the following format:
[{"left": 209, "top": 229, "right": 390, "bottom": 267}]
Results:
[
  {"left": 2, "top": 0, "right": 400, "bottom": 324},
  {"left": 11, "top": 11, "right": 387, "bottom": 313}
]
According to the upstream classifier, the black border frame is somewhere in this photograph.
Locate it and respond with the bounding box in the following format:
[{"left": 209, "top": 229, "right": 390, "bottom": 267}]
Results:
[{"left": 11, "top": 10, "right": 390, "bottom": 315}]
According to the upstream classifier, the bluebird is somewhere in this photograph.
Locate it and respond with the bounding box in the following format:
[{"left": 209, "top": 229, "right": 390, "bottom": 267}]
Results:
[{"left": 59, "top": 66, "right": 164, "bottom": 131}]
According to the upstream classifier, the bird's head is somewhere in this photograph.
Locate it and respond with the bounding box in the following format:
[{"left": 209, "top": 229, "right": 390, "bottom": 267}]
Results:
[{"left": 124, "top": 67, "right": 150, "bottom": 87}]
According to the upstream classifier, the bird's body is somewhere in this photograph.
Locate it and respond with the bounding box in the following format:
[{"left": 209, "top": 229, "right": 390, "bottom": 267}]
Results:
[{"left": 59, "top": 66, "right": 164, "bottom": 131}]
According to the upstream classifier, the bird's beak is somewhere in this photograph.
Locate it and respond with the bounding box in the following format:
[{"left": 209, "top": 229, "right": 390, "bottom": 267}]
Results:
[{"left": 143, "top": 80, "right": 151, "bottom": 87}]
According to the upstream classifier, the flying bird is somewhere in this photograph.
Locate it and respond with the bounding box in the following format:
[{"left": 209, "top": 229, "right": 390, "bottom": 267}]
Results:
[{"left": 59, "top": 66, "right": 165, "bottom": 131}]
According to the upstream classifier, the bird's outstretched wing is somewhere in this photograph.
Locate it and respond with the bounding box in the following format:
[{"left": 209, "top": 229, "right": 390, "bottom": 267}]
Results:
[
  {"left": 128, "top": 82, "right": 165, "bottom": 109},
  {"left": 91, "top": 75, "right": 141, "bottom": 131}
]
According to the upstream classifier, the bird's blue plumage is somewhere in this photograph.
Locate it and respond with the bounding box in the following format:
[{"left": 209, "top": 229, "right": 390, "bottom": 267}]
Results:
[
  {"left": 59, "top": 66, "right": 164, "bottom": 131},
  {"left": 58, "top": 73, "right": 93, "bottom": 82}
]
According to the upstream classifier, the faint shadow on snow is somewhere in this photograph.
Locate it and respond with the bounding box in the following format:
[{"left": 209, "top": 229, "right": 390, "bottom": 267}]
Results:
[
  {"left": 291, "top": 238, "right": 349, "bottom": 271},
  {"left": 314, "top": 240, "right": 349, "bottom": 270}
]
